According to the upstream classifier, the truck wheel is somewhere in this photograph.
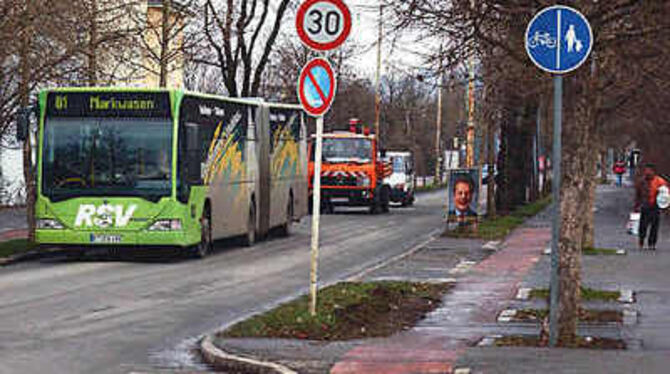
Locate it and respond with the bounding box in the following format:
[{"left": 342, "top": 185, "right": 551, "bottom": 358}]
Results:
[
  {"left": 381, "top": 187, "right": 390, "bottom": 213},
  {"left": 369, "top": 192, "right": 380, "bottom": 215},
  {"left": 279, "top": 195, "right": 294, "bottom": 237},
  {"left": 242, "top": 201, "right": 256, "bottom": 246},
  {"left": 192, "top": 208, "right": 212, "bottom": 258},
  {"left": 321, "top": 198, "right": 334, "bottom": 214}
]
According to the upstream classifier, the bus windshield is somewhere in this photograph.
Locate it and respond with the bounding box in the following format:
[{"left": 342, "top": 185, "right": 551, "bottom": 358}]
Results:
[
  {"left": 312, "top": 138, "right": 373, "bottom": 163},
  {"left": 42, "top": 117, "right": 173, "bottom": 202}
]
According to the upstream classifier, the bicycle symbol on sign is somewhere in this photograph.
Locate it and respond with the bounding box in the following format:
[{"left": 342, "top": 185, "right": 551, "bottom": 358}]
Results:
[{"left": 528, "top": 31, "right": 556, "bottom": 49}]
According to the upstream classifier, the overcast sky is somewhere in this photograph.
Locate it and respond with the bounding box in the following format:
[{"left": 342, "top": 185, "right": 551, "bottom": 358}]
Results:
[{"left": 336, "top": 1, "right": 435, "bottom": 80}]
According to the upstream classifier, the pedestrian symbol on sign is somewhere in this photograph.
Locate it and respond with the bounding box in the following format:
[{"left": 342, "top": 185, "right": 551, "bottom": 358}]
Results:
[
  {"left": 565, "top": 25, "right": 583, "bottom": 53},
  {"left": 525, "top": 5, "right": 592, "bottom": 74}
]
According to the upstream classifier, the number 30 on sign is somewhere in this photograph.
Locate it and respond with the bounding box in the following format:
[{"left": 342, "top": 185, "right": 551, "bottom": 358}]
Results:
[{"left": 296, "top": 0, "right": 352, "bottom": 51}]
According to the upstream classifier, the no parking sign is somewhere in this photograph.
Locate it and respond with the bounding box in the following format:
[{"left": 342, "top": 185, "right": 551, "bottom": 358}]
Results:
[{"left": 297, "top": 58, "right": 336, "bottom": 117}]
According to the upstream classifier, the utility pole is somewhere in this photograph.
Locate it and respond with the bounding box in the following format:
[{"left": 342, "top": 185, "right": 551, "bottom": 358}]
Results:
[
  {"left": 434, "top": 73, "right": 443, "bottom": 183},
  {"left": 466, "top": 58, "right": 476, "bottom": 167},
  {"left": 466, "top": 0, "right": 476, "bottom": 167},
  {"left": 374, "top": 2, "right": 383, "bottom": 139}
]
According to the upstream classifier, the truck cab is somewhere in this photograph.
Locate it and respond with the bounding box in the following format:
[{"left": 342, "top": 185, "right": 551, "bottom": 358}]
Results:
[{"left": 308, "top": 120, "right": 392, "bottom": 214}]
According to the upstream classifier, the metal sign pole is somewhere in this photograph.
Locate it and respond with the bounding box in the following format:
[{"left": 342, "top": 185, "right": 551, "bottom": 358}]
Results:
[
  {"left": 309, "top": 115, "right": 324, "bottom": 316},
  {"left": 549, "top": 74, "right": 562, "bottom": 346}
]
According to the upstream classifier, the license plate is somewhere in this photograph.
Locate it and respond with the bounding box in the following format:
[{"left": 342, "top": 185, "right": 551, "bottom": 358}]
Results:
[{"left": 90, "top": 234, "right": 122, "bottom": 244}]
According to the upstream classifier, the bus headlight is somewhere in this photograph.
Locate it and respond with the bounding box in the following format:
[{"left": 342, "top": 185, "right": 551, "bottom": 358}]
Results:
[
  {"left": 37, "top": 219, "right": 64, "bottom": 229},
  {"left": 148, "top": 219, "right": 182, "bottom": 231}
]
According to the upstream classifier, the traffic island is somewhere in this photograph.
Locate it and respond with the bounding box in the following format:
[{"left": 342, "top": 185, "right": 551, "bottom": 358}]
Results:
[
  {"left": 202, "top": 281, "right": 455, "bottom": 373},
  {"left": 220, "top": 281, "right": 453, "bottom": 341}
]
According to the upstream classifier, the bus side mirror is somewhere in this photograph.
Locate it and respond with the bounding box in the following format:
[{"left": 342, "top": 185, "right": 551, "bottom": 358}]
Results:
[{"left": 16, "top": 107, "right": 30, "bottom": 142}]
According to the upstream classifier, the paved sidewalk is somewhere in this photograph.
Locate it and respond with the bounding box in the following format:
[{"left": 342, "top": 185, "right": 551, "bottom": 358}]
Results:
[
  {"left": 454, "top": 182, "right": 670, "bottom": 373},
  {"left": 330, "top": 227, "right": 549, "bottom": 374},
  {"left": 213, "top": 216, "right": 551, "bottom": 373},
  {"left": 212, "top": 181, "right": 670, "bottom": 374}
]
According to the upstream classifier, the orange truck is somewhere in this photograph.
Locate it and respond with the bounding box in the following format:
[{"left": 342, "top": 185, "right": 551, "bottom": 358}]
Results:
[{"left": 308, "top": 120, "right": 392, "bottom": 214}]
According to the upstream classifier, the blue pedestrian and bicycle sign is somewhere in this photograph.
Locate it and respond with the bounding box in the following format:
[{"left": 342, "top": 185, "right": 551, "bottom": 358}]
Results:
[{"left": 525, "top": 5, "right": 592, "bottom": 74}]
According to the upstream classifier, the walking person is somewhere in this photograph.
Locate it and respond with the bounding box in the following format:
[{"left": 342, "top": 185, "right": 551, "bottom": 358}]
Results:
[
  {"left": 634, "top": 163, "right": 669, "bottom": 250},
  {"left": 613, "top": 159, "right": 626, "bottom": 187}
]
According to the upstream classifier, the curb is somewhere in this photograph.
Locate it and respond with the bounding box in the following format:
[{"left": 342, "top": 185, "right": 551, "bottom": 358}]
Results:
[
  {"left": 199, "top": 334, "right": 297, "bottom": 374},
  {"left": 0, "top": 247, "right": 66, "bottom": 266}
]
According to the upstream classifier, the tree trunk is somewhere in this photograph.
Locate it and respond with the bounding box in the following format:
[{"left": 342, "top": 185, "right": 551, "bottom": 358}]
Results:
[
  {"left": 159, "top": 0, "right": 171, "bottom": 87},
  {"left": 20, "top": 1, "right": 36, "bottom": 243},
  {"left": 557, "top": 132, "right": 586, "bottom": 346},
  {"left": 600, "top": 149, "right": 608, "bottom": 181},
  {"left": 581, "top": 147, "right": 597, "bottom": 249},
  {"left": 486, "top": 110, "right": 496, "bottom": 218},
  {"left": 88, "top": 0, "right": 98, "bottom": 86},
  {"left": 557, "top": 73, "right": 596, "bottom": 345}
]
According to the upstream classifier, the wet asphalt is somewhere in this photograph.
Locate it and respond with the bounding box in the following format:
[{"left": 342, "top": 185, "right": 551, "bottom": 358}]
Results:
[{"left": 0, "top": 190, "right": 446, "bottom": 373}]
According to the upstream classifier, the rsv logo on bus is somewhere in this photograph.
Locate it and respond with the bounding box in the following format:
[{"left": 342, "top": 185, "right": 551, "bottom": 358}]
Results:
[{"left": 74, "top": 204, "right": 137, "bottom": 228}]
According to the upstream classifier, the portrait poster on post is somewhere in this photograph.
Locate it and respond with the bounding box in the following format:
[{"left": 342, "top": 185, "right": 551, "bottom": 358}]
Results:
[{"left": 445, "top": 168, "right": 481, "bottom": 228}]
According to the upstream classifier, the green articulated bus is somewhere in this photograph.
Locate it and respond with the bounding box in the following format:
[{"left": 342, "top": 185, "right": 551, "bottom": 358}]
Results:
[{"left": 35, "top": 88, "right": 308, "bottom": 257}]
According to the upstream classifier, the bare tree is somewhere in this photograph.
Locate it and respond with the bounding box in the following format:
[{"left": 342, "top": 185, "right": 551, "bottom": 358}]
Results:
[
  {"left": 388, "top": 0, "right": 670, "bottom": 345},
  {"left": 198, "top": 0, "right": 292, "bottom": 97},
  {"left": 134, "top": 0, "right": 203, "bottom": 88},
  {"left": 10, "top": 0, "right": 85, "bottom": 240}
]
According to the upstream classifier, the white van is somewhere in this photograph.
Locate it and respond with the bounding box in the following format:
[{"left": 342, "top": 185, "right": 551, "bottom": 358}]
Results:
[{"left": 384, "top": 151, "right": 415, "bottom": 206}]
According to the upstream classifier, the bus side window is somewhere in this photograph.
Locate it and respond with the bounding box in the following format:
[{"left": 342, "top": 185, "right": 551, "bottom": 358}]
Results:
[{"left": 185, "top": 123, "right": 202, "bottom": 184}]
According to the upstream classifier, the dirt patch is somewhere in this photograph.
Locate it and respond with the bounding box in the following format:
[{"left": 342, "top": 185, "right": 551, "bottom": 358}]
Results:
[
  {"left": 220, "top": 281, "right": 453, "bottom": 341},
  {"left": 494, "top": 335, "right": 626, "bottom": 350},
  {"left": 529, "top": 287, "right": 620, "bottom": 302},
  {"left": 512, "top": 308, "right": 622, "bottom": 324}
]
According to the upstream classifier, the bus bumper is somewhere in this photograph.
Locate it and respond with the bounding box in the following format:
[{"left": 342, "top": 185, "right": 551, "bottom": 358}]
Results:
[{"left": 36, "top": 229, "right": 200, "bottom": 248}]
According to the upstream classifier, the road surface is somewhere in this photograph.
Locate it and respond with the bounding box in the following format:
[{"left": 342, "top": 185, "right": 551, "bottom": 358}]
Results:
[{"left": 0, "top": 190, "right": 446, "bottom": 373}]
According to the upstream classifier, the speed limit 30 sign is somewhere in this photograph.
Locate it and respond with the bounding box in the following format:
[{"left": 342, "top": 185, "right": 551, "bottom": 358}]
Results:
[{"left": 296, "top": 0, "right": 352, "bottom": 51}]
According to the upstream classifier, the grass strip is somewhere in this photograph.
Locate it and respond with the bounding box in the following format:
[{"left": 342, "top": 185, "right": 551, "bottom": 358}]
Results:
[
  {"left": 220, "top": 281, "right": 452, "bottom": 341},
  {"left": 0, "top": 239, "right": 37, "bottom": 259},
  {"left": 494, "top": 335, "right": 625, "bottom": 349},
  {"left": 529, "top": 287, "right": 620, "bottom": 302},
  {"left": 513, "top": 308, "right": 622, "bottom": 323},
  {"left": 445, "top": 195, "right": 552, "bottom": 240},
  {"left": 582, "top": 247, "right": 620, "bottom": 255}
]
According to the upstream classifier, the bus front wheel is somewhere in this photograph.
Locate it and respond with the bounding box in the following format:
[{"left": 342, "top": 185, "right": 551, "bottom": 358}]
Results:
[{"left": 192, "top": 208, "right": 212, "bottom": 258}]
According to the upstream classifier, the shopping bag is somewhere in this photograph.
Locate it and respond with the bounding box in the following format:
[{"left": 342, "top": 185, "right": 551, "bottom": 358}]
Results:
[
  {"left": 627, "top": 212, "right": 640, "bottom": 236},
  {"left": 657, "top": 185, "right": 670, "bottom": 209}
]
